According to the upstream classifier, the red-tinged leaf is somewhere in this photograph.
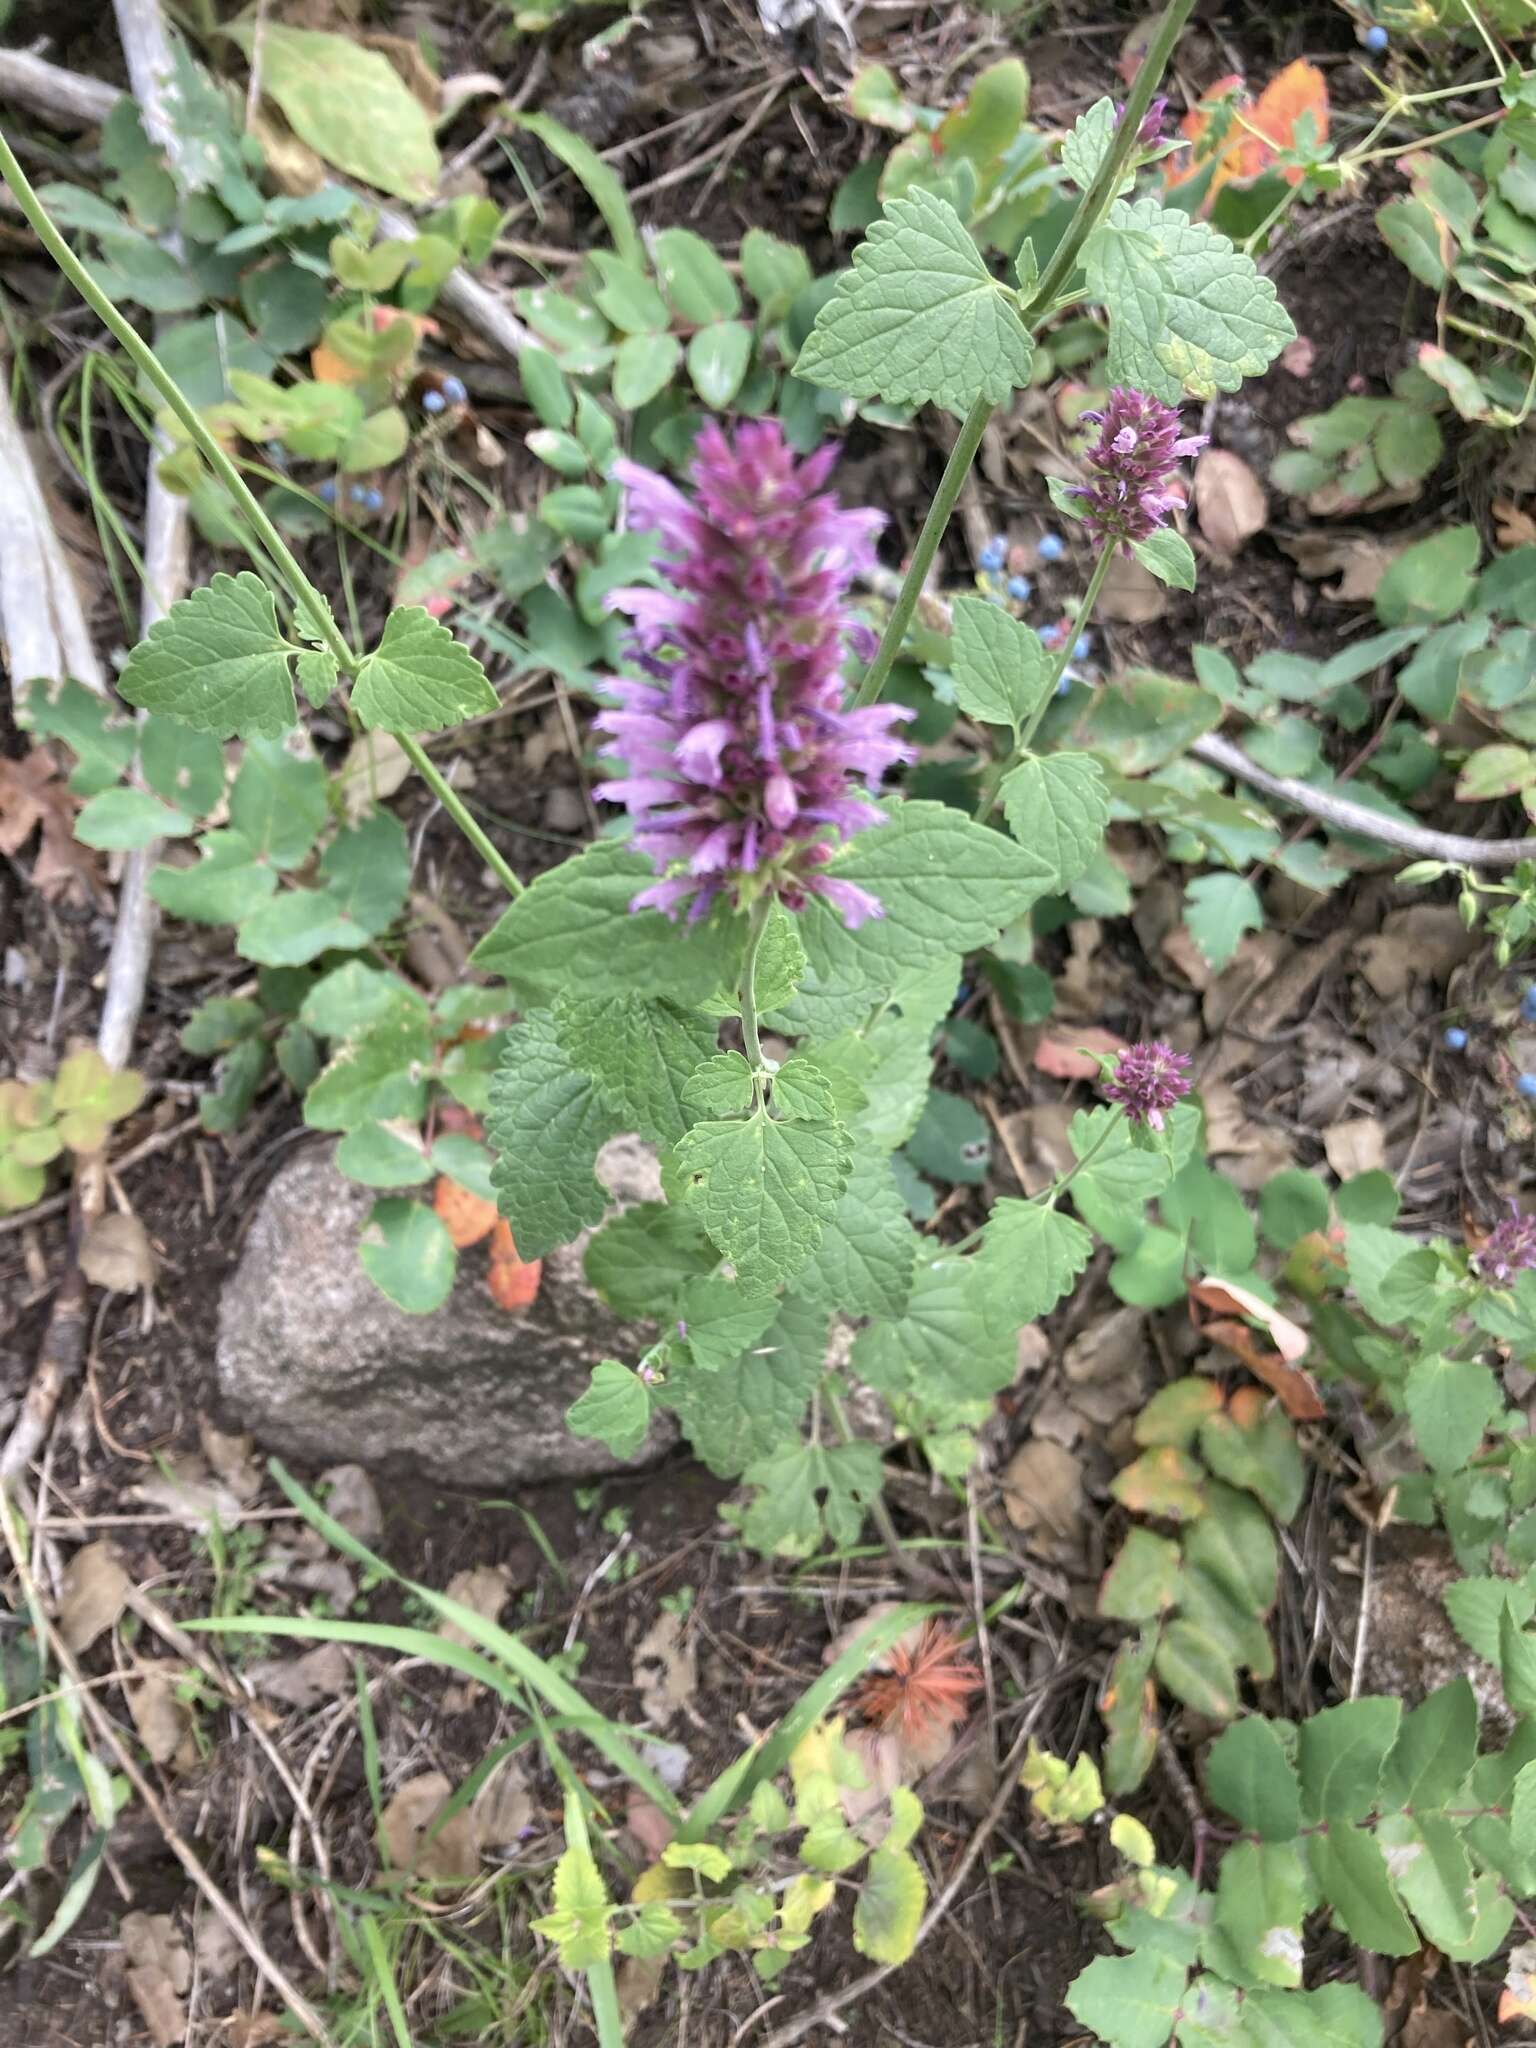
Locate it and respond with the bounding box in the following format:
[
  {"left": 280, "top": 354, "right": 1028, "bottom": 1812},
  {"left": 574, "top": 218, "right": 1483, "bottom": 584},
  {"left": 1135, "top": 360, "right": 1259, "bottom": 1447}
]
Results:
[
  {"left": 487, "top": 1218, "right": 542, "bottom": 1311},
  {"left": 1033, "top": 1027, "right": 1126, "bottom": 1080},
  {"left": 1134, "top": 1376, "right": 1224, "bottom": 1449},
  {"left": 1236, "top": 60, "right": 1329, "bottom": 185},
  {"left": 433, "top": 1173, "right": 498, "bottom": 1250},
  {"left": 1189, "top": 1278, "right": 1324, "bottom": 1420},
  {"left": 1110, "top": 1446, "right": 1206, "bottom": 1522}
]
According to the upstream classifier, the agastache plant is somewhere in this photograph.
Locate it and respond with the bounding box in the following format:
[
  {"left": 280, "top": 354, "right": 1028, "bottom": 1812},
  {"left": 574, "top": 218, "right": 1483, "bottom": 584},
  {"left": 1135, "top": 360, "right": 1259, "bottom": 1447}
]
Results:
[{"left": 595, "top": 422, "right": 912, "bottom": 926}]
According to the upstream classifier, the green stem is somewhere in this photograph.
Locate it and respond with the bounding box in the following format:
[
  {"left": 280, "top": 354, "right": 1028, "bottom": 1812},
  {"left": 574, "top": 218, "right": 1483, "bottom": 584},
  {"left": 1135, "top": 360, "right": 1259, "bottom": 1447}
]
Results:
[
  {"left": 1019, "top": 0, "right": 1198, "bottom": 325},
  {"left": 738, "top": 897, "right": 772, "bottom": 1073},
  {"left": 1039, "top": 1101, "right": 1125, "bottom": 1207},
  {"left": 853, "top": 394, "right": 992, "bottom": 711},
  {"left": 850, "top": 0, "right": 1197, "bottom": 716},
  {"left": 396, "top": 736, "right": 524, "bottom": 897},
  {"left": 975, "top": 545, "right": 1115, "bottom": 820},
  {"left": 0, "top": 127, "right": 355, "bottom": 672}
]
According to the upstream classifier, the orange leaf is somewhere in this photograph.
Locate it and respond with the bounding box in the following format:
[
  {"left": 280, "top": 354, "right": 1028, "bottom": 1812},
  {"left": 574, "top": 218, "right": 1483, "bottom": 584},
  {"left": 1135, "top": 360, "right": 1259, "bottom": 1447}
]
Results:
[
  {"left": 1242, "top": 59, "right": 1328, "bottom": 186},
  {"left": 1167, "top": 62, "right": 1326, "bottom": 204},
  {"left": 309, "top": 341, "right": 363, "bottom": 387},
  {"left": 433, "top": 1175, "right": 497, "bottom": 1250},
  {"left": 487, "top": 1220, "right": 542, "bottom": 1312},
  {"left": 1033, "top": 1027, "right": 1126, "bottom": 1080}
]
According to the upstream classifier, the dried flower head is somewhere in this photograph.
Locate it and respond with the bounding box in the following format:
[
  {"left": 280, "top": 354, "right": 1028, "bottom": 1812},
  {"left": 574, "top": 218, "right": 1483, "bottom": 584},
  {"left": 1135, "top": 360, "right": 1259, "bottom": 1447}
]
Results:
[
  {"left": 1473, "top": 1206, "right": 1536, "bottom": 1285},
  {"left": 1069, "top": 387, "right": 1206, "bottom": 554},
  {"left": 855, "top": 1619, "right": 983, "bottom": 1752},
  {"left": 595, "top": 421, "right": 914, "bottom": 925},
  {"left": 1102, "top": 1039, "right": 1193, "bottom": 1131}
]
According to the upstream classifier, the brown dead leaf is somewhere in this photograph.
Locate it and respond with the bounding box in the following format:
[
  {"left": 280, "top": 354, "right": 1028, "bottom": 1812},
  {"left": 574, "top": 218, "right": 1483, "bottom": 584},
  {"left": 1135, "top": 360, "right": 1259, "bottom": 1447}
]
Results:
[
  {"left": 626, "top": 1786, "right": 675, "bottom": 1859},
  {"left": 318, "top": 1463, "right": 383, "bottom": 1546},
  {"left": 1358, "top": 905, "right": 1478, "bottom": 998},
  {"left": 126, "top": 1660, "right": 196, "bottom": 1770},
  {"left": 58, "top": 1541, "right": 129, "bottom": 1653},
  {"left": 247, "top": 1641, "right": 352, "bottom": 1710},
  {"left": 438, "top": 1563, "right": 511, "bottom": 1648},
  {"left": 337, "top": 729, "right": 412, "bottom": 822},
  {"left": 487, "top": 1219, "right": 542, "bottom": 1311},
  {"left": 1194, "top": 449, "right": 1267, "bottom": 557},
  {"left": 1494, "top": 498, "right": 1536, "bottom": 550},
  {"left": 1278, "top": 530, "right": 1403, "bottom": 603},
  {"left": 1062, "top": 1306, "right": 1147, "bottom": 1429},
  {"left": 79, "top": 1210, "right": 158, "bottom": 1293},
  {"left": 632, "top": 1610, "right": 697, "bottom": 1726},
  {"left": 1189, "top": 1278, "right": 1324, "bottom": 1421},
  {"left": 122, "top": 1912, "right": 191, "bottom": 2048},
  {"left": 379, "top": 1771, "right": 480, "bottom": 1884},
  {"left": 473, "top": 1758, "right": 533, "bottom": 1846},
  {"left": 1000, "top": 1438, "right": 1085, "bottom": 1557},
  {"left": 1033, "top": 1027, "right": 1126, "bottom": 1080},
  {"left": 1097, "top": 551, "right": 1167, "bottom": 624},
  {"left": 434, "top": 1173, "right": 497, "bottom": 1249},
  {"left": 1202, "top": 931, "right": 1290, "bottom": 1033},
  {"left": 199, "top": 1418, "right": 263, "bottom": 1503},
  {"left": 192, "top": 1908, "right": 244, "bottom": 1983},
  {"left": 0, "top": 748, "right": 105, "bottom": 906},
  {"left": 1323, "top": 1116, "right": 1386, "bottom": 1180},
  {"left": 129, "top": 1455, "right": 246, "bottom": 1531},
  {"left": 617, "top": 1954, "right": 670, "bottom": 2027}
]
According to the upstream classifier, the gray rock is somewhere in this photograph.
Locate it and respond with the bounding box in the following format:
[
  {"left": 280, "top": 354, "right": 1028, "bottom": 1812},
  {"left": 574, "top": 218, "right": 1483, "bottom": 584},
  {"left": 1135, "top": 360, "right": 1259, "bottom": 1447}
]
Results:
[{"left": 216, "top": 1136, "right": 673, "bottom": 1484}]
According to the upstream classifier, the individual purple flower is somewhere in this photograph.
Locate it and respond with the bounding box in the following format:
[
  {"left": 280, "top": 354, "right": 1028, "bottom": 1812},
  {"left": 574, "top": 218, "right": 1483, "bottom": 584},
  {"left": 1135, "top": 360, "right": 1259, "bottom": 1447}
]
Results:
[
  {"left": 1473, "top": 1206, "right": 1536, "bottom": 1284},
  {"left": 1068, "top": 387, "right": 1206, "bottom": 555},
  {"left": 1102, "top": 1040, "right": 1193, "bottom": 1131},
  {"left": 1116, "top": 94, "right": 1170, "bottom": 148},
  {"left": 594, "top": 420, "right": 914, "bottom": 925}
]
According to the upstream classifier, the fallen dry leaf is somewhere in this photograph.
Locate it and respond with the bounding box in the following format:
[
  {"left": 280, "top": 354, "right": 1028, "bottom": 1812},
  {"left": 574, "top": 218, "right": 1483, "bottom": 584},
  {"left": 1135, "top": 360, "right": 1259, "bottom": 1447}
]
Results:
[
  {"left": 487, "top": 1219, "right": 542, "bottom": 1311},
  {"left": 1194, "top": 448, "right": 1267, "bottom": 557},
  {"left": 626, "top": 1786, "right": 676, "bottom": 1859},
  {"left": 434, "top": 1172, "right": 497, "bottom": 1249},
  {"left": 122, "top": 1912, "right": 191, "bottom": 2048},
  {"left": 1323, "top": 1117, "right": 1386, "bottom": 1180},
  {"left": 439, "top": 1563, "right": 512, "bottom": 1649},
  {"left": 126, "top": 1660, "right": 197, "bottom": 1770},
  {"left": 1494, "top": 498, "right": 1536, "bottom": 550},
  {"left": 58, "top": 1541, "right": 129, "bottom": 1654},
  {"left": 318, "top": 1463, "right": 383, "bottom": 1546},
  {"left": 129, "top": 1455, "right": 247, "bottom": 1531},
  {"left": 379, "top": 1771, "right": 481, "bottom": 1884},
  {"left": 1278, "top": 530, "right": 1403, "bottom": 602},
  {"left": 473, "top": 1758, "right": 533, "bottom": 1846},
  {"left": 1033, "top": 1027, "right": 1126, "bottom": 1080},
  {"left": 247, "top": 1641, "right": 352, "bottom": 1710},
  {"left": 0, "top": 747, "right": 105, "bottom": 906},
  {"left": 1358, "top": 905, "right": 1478, "bottom": 998},
  {"left": 198, "top": 1418, "right": 263, "bottom": 1503},
  {"left": 79, "top": 1211, "right": 158, "bottom": 1293},
  {"left": 1062, "top": 1305, "right": 1148, "bottom": 1429},
  {"left": 1097, "top": 550, "right": 1168, "bottom": 624},
  {"left": 632, "top": 1610, "right": 697, "bottom": 1726},
  {"left": 1000, "top": 1438, "right": 1085, "bottom": 1558},
  {"left": 1189, "top": 1277, "right": 1324, "bottom": 1421},
  {"left": 337, "top": 729, "right": 412, "bottom": 823},
  {"left": 192, "top": 1907, "right": 244, "bottom": 1983}
]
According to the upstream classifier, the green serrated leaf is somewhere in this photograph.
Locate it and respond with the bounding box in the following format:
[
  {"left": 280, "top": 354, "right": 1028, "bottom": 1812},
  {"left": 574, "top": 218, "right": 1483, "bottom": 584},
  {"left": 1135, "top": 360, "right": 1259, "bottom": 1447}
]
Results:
[
  {"left": 1000, "top": 752, "right": 1109, "bottom": 895},
  {"left": 794, "top": 1154, "right": 919, "bottom": 1321},
  {"left": 681, "top": 1052, "right": 756, "bottom": 1117},
  {"left": 972, "top": 1199, "right": 1093, "bottom": 1330},
  {"left": 1403, "top": 1352, "right": 1503, "bottom": 1475},
  {"left": 556, "top": 993, "right": 719, "bottom": 1149},
  {"left": 678, "top": 1275, "right": 779, "bottom": 1372},
  {"left": 1299, "top": 1697, "right": 1401, "bottom": 1823},
  {"left": 471, "top": 839, "right": 742, "bottom": 1007},
  {"left": 1089, "top": 197, "right": 1296, "bottom": 403},
  {"left": 1065, "top": 1950, "right": 1188, "bottom": 2048},
  {"left": 853, "top": 1847, "right": 925, "bottom": 1964},
  {"left": 769, "top": 1055, "right": 839, "bottom": 1124},
  {"left": 738, "top": 1438, "right": 883, "bottom": 1558},
  {"left": 675, "top": 1108, "right": 851, "bottom": 1296},
  {"left": 1183, "top": 871, "right": 1264, "bottom": 972},
  {"left": 119, "top": 571, "right": 300, "bottom": 739},
  {"left": 567, "top": 1360, "right": 651, "bottom": 1461},
  {"left": 584, "top": 1203, "right": 716, "bottom": 1318},
  {"left": 669, "top": 1295, "right": 827, "bottom": 1478},
  {"left": 795, "top": 188, "right": 1033, "bottom": 417},
  {"left": 486, "top": 1010, "right": 622, "bottom": 1259},
  {"left": 1060, "top": 96, "right": 1118, "bottom": 191},
  {"left": 351, "top": 607, "right": 499, "bottom": 734},
  {"left": 852, "top": 1256, "right": 1016, "bottom": 1405},
  {"left": 949, "top": 595, "right": 1050, "bottom": 734},
  {"left": 1132, "top": 529, "right": 1197, "bottom": 591}
]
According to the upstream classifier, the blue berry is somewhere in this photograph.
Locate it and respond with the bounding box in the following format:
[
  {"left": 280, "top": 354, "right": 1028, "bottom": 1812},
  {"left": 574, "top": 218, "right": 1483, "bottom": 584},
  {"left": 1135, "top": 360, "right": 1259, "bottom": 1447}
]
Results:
[
  {"left": 422, "top": 388, "right": 447, "bottom": 415},
  {"left": 363, "top": 487, "right": 384, "bottom": 513},
  {"left": 316, "top": 478, "right": 336, "bottom": 504},
  {"left": 349, "top": 483, "right": 369, "bottom": 505},
  {"left": 1037, "top": 532, "right": 1065, "bottom": 563},
  {"left": 1364, "top": 23, "right": 1389, "bottom": 50},
  {"left": 1007, "top": 574, "right": 1033, "bottom": 602},
  {"left": 1443, "top": 1026, "right": 1468, "bottom": 1051},
  {"left": 1074, "top": 634, "right": 1093, "bottom": 662},
  {"left": 979, "top": 536, "right": 1007, "bottom": 573},
  {"left": 1520, "top": 1073, "right": 1536, "bottom": 1100},
  {"left": 440, "top": 374, "right": 468, "bottom": 406},
  {"left": 1521, "top": 985, "right": 1536, "bottom": 1023}
]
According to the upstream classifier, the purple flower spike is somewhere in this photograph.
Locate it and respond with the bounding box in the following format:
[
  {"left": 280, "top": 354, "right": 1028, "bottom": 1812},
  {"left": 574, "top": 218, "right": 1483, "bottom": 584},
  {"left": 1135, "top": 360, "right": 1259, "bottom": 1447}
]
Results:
[
  {"left": 1102, "top": 1040, "right": 1193, "bottom": 1131},
  {"left": 1473, "top": 1206, "right": 1536, "bottom": 1285},
  {"left": 1069, "top": 388, "right": 1206, "bottom": 556},
  {"left": 1116, "top": 95, "right": 1170, "bottom": 148},
  {"left": 595, "top": 420, "right": 914, "bottom": 925}
]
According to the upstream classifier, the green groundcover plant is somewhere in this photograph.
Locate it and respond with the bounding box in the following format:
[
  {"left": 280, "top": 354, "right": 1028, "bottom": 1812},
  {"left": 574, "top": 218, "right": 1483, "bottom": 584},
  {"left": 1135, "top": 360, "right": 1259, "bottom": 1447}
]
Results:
[{"left": 9, "top": 4, "right": 1536, "bottom": 2033}]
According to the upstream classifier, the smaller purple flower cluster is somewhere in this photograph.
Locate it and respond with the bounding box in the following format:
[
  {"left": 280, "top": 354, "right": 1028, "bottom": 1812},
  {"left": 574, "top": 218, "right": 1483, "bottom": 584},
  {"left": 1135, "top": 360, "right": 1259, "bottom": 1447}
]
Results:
[
  {"left": 1116, "top": 95, "right": 1170, "bottom": 148},
  {"left": 1103, "top": 1040, "right": 1193, "bottom": 1131},
  {"left": 1069, "top": 387, "right": 1206, "bottom": 555},
  {"left": 1473, "top": 1206, "right": 1536, "bottom": 1285},
  {"left": 595, "top": 421, "right": 913, "bottom": 926}
]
